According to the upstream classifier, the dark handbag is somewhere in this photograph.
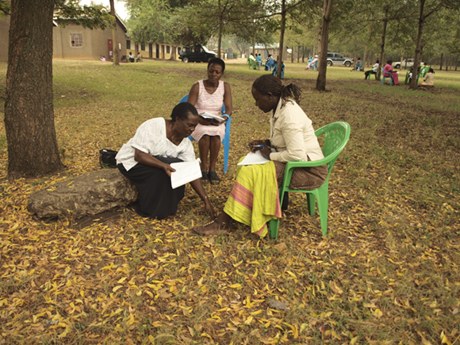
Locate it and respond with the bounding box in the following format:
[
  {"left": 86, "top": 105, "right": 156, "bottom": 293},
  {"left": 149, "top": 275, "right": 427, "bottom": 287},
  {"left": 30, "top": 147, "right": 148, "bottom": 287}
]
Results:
[{"left": 99, "top": 149, "right": 118, "bottom": 168}]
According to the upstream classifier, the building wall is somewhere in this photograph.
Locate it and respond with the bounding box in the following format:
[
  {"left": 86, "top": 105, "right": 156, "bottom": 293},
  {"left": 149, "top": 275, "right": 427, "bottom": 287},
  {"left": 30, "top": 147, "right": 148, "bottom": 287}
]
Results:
[
  {"left": 53, "top": 23, "right": 127, "bottom": 60},
  {"left": 0, "top": 15, "right": 10, "bottom": 62},
  {"left": 126, "top": 41, "right": 180, "bottom": 61},
  {"left": 1, "top": 16, "right": 127, "bottom": 62}
]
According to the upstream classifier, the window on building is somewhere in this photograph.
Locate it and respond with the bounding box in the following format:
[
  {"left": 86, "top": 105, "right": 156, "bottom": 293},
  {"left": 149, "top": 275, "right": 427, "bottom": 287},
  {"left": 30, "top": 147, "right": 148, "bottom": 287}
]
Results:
[
  {"left": 141, "top": 42, "right": 145, "bottom": 50},
  {"left": 166, "top": 46, "right": 170, "bottom": 54},
  {"left": 126, "top": 40, "right": 131, "bottom": 50},
  {"left": 70, "top": 33, "right": 83, "bottom": 47}
]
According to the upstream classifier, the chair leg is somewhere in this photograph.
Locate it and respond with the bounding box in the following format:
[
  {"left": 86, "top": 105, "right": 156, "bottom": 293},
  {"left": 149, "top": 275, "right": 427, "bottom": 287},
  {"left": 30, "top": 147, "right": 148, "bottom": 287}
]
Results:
[
  {"left": 307, "top": 194, "right": 316, "bottom": 215},
  {"left": 223, "top": 141, "right": 229, "bottom": 174},
  {"left": 222, "top": 117, "right": 231, "bottom": 174},
  {"left": 268, "top": 219, "right": 279, "bottom": 239},
  {"left": 316, "top": 187, "right": 329, "bottom": 236},
  {"left": 281, "top": 192, "right": 289, "bottom": 211}
]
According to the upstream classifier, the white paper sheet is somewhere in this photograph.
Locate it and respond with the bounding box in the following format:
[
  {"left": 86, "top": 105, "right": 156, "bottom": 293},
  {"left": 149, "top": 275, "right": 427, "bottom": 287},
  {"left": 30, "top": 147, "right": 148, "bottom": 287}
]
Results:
[
  {"left": 170, "top": 159, "right": 202, "bottom": 189},
  {"left": 237, "top": 151, "right": 270, "bottom": 166}
]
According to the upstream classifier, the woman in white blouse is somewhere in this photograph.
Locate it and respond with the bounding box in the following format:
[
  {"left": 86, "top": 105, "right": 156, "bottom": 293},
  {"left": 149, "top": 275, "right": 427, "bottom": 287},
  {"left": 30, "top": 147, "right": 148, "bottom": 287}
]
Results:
[{"left": 116, "top": 103, "right": 215, "bottom": 219}]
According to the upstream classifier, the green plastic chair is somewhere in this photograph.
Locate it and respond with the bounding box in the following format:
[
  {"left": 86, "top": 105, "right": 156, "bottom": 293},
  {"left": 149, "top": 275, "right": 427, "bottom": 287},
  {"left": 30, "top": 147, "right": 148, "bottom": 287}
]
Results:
[
  {"left": 268, "top": 121, "right": 351, "bottom": 239},
  {"left": 417, "top": 65, "right": 430, "bottom": 83},
  {"left": 381, "top": 68, "right": 394, "bottom": 85}
]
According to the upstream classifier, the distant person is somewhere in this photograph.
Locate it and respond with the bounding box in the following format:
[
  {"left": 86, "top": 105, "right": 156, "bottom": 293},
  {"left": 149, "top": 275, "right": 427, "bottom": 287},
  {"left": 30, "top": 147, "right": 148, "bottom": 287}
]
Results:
[
  {"left": 420, "top": 68, "right": 435, "bottom": 86},
  {"left": 248, "top": 53, "right": 257, "bottom": 70},
  {"left": 265, "top": 54, "right": 275, "bottom": 71},
  {"left": 187, "top": 57, "right": 233, "bottom": 184},
  {"left": 135, "top": 52, "right": 142, "bottom": 62},
  {"left": 383, "top": 60, "right": 399, "bottom": 85},
  {"left": 307, "top": 55, "right": 318, "bottom": 70},
  {"left": 364, "top": 60, "right": 379, "bottom": 79},
  {"left": 306, "top": 56, "right": 312, "bottom": 69},
  {"left": 354, "top": 57, "right": 363, "bottom": 71},
  {"left": 115, "top": 103, "right": 215, "bottom": 219},
  {"left": 128, "top": 51, "right": 135, "bottom": 63},
  {"left": 256, "top": 53, "right": 262, "bottom": 70}
]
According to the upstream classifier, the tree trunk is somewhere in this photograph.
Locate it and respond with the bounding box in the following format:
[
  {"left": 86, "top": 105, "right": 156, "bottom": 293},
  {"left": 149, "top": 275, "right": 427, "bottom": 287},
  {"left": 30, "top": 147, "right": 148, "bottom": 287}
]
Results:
[
  {"left": 439, "top": 52, "right": 443, "bottom": 70},
  {"left": 4, "top": 0, "right": 63, "bottom": 179},
  {"left": 409, "top": 0, "right": 426, "bottom": 90},
  {"left": 217, "top": 0, "right": 223, "bottom": 58},
  {"left": 316, "top": 0, "right": 332, "bottom": 91},
  {"left": 276, "top": 0, "right": 286, "bottom": 79},
  {"left": 377, "top": 6, "right": 389, "bottom": 80},
  {"left": 110, "top": 0, "right": 119, "bottom": 65}
]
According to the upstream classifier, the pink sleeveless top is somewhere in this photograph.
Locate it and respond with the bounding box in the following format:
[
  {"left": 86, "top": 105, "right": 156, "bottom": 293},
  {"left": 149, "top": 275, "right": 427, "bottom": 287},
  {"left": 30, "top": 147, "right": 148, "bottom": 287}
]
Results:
[{"left": 191, "top": 80, "right": 226, "bottom": 141}]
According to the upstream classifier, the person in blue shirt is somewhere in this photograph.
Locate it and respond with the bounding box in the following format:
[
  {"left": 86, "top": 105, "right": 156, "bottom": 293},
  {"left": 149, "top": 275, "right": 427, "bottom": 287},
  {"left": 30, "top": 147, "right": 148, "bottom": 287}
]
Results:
[{"left": 256, "top": 53, "right": 262, "bottom": 70}]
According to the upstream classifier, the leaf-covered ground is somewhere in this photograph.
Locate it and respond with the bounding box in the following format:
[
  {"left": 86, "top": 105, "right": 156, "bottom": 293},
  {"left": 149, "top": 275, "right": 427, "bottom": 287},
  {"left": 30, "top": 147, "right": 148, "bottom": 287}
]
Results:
[{"left": 0, "top": 61, "right": 459, "bottom": 344}]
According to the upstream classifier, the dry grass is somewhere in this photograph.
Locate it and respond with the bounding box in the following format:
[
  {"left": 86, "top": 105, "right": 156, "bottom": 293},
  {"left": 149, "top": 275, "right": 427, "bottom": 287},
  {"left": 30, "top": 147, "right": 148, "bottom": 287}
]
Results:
[{"left": 0, "top": 60, "right": 459, "bottom": 344}]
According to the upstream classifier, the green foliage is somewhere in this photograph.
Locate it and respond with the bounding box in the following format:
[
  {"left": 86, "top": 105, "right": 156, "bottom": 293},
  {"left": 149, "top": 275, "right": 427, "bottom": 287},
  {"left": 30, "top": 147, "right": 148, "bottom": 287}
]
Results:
[
  {"left": 0, "top": 0, "right": 10, "bottom": 15},
  {"left": 126, "top": 0, "right": 172, "bottom": 44},
  {"left": 54, "top": 0, "right": 114, "bottom": 29},
  {"left": 170, "top": 3, "right": 215, "bottom": 44}
]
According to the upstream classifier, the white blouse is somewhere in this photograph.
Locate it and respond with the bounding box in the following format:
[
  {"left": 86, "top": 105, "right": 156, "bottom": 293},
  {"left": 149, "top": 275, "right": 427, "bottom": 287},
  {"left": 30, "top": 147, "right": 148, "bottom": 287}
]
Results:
[{"left": 116, "top": 118, "right": 195, "bottom": 171}]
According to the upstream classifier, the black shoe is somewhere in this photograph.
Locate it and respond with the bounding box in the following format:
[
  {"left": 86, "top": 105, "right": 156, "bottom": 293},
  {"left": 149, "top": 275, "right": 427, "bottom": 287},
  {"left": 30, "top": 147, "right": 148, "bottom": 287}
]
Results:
[
  {"left": 201, "top": 171, "right": 208, "bottom": 182},
  {"left": 208, "top": 171, "right": 220, "bottom": 184}
]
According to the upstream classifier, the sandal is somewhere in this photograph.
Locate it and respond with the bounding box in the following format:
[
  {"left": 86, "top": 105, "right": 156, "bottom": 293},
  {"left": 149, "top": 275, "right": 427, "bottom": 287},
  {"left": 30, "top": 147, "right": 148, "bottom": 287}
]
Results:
[
  {"left": 208, "top": 171, "right": 220, "bottom": 185},
  {"left": 201, "top": 170, "right": 209, "bottom": 182}
]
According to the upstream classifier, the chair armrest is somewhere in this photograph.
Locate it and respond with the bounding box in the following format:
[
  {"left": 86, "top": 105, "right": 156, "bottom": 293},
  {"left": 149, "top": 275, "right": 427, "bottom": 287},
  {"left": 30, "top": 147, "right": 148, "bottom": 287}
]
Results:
[
  {"left": 280, "top": 159, "right": 329, "bottom": 190},
  {"left": 285, "top": 158, "right": 328, "bottom": 169}
]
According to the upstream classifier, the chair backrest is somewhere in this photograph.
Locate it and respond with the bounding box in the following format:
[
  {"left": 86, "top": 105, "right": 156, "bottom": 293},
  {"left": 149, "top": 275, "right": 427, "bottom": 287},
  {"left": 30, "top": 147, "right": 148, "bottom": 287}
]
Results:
[
  {"left": 179, "top": 94, "right": 226, "bottom": 114},
  {"left": 419, "top": 65, "right": 430, "bottom": 78},
  {"left": 315, "top": 121, "right": 351, "bottom": 174}
]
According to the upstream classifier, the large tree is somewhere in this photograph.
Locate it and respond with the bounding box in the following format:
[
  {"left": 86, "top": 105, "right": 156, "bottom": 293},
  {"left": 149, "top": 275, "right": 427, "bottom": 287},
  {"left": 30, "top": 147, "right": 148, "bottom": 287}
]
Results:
[
  {"left": 316, "top": 0, "right": 332, "bottom": 91},
  {"left": 4, "top": 0, "right": 111, "bottom": 179},
  {"left": 5, "top": 0, "right": 62, "bottom": 179},
  {"left": 110, "top": 0, "right": 119, "bottom": 65},
  {"left": 408, "top": 0, "right": 456, "bottom": 89}
]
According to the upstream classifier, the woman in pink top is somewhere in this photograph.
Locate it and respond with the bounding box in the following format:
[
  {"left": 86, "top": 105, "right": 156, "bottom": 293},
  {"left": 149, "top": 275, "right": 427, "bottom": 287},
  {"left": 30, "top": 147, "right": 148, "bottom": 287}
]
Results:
[
  {"left": 383, "top": 59, "right": 399, "bottom": 85},
  {"left": 188, "top": 58, "right": 233, "bottom": 184}
]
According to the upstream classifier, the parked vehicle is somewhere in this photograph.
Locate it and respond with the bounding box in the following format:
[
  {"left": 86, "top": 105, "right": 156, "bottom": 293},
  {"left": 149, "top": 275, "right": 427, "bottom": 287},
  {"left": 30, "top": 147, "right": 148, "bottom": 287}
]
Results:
[
  {"left": 393, "top": 58, "right": 423, "bottom": 69},
  {"left": 326, "top": 52, "right": 353, "bottom": 67},
  {"left": 179, "top": 45, "right": 217, "bottom": 63}
]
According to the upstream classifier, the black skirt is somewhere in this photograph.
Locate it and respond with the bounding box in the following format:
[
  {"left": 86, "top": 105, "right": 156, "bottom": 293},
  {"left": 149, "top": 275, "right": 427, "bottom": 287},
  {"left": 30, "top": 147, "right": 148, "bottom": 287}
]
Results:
[{"left": 118, "top": 156, "right": 185, "bottom": 219}]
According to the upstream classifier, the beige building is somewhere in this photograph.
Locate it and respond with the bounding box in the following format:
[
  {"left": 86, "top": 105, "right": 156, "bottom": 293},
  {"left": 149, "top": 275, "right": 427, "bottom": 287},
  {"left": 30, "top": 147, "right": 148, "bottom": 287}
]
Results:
[
  {"left": 127, "top": 41, "right": 180, "bottom": 61},
  {"left": 0, "top": 14, "right": 128, "bottom": 62},
  {"left": 53, "top": 16, "right": 127, "bottom": 60},
  {"left": 1, "top": 13, "right": 181, "bottom": 63}
]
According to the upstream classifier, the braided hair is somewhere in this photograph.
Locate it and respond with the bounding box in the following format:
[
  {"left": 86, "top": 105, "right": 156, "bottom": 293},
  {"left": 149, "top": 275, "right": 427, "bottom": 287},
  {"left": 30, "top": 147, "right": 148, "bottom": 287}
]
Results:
[{"left": 252, "top": 75, "right": 302, "bottom": 104}]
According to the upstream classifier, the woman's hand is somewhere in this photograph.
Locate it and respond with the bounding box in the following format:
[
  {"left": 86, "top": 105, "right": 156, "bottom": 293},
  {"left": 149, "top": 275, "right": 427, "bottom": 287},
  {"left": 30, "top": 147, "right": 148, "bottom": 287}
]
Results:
[
  {"left": 259, "top": 145, "right": 271, "bottom": 160},
  {"left": 203, "top": 198, "right": 216, "bottom": 218},
  {"left": 248, "top": 141, "right": 271, "bottom": 159},
  {"left": 248, "top": 140, "right": 265, "bottom": 151},
  {"left": 162, "top": 163, "right": 176, "bottom": 177},
  {"left": 199, "top": 118, "right": 220, "bottom": 126}
]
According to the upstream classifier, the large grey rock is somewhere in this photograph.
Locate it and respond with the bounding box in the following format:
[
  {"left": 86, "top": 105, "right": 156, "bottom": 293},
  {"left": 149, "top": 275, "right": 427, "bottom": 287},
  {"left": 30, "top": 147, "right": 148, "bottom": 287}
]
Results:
[{"left": 28, "top": 169, "right": 137, "bottom": 220}]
